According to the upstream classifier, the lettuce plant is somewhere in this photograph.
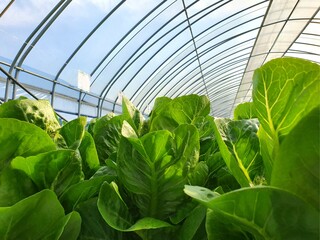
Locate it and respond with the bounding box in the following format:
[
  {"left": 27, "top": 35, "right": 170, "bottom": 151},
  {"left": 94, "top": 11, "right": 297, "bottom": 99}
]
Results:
[{"left": 0, "top": 57, "right": 318, "bottom": 239}]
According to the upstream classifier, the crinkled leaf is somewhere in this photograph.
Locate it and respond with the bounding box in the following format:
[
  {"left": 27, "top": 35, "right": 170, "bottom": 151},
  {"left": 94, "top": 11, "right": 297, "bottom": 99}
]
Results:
[
  {"left": 59, "top": 116, "right": 86, "bottom": 150},
  {"left": 271, "top": 106, "right": 320, "bottom": 210},
  {"left": 0, "top": 118, "right": 56, "bottom": 169},
  {"left": 78, "top": 131, "right": 100, "bottom": 178},
  {"left": 252, "top": 57, "right": 320, "bottom": 180},
  {"left": 0, "top": 97, "right": 60, "bottom": 135},
  {"left": 0, "top": 189, "right": 81, "bottom": 240},
  {"left": 233, "top": 102, "right": 257, "bottom": 120},
  {"left": 184, "top": 185, "right": 319, "bottom": 239},
  {"left": 11, "top": 149, "right": 83, "bottom": 196},
  {"left": 150, "top": 95, "right": 210, "bottom": 131}
]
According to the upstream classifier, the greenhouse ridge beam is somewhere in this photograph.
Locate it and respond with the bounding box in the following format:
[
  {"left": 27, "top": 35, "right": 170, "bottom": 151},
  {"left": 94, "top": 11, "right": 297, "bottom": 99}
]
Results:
[{"left": 182, "top": 0, "right": 209, "bottom": 97}]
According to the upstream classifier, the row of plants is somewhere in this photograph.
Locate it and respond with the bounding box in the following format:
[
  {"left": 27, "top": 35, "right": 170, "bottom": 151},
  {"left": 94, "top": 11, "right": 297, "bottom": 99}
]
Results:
[{"left": 0, "top": 57, "right": 319, "bottom": 239}]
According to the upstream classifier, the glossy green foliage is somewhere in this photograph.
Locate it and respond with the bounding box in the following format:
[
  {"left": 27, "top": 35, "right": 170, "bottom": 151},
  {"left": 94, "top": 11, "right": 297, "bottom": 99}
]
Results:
[
  {"left": 271, "top": 106, "right": 320, "bottom": 210},
  {"left": 116, "top": 122, "right": 200, "bottom": 220},
  {"left": 11, "top": 150, "right": 83, "bottom": 196},
  {"left": 252, "top": 57, "right": 320, "bottom": 180},
  {"left": 93, "top": 114, "right": 126, "bottom": 163},
  {"left": 185, "top": 185, "right": 319, "bottom": 239},
  {"left": 213, "top": 118, "right": 263, "bottom": 187},
  {"left": 0, "top": 189, "right": 81, "bottom": 240},
  {"left": 233, "top": 102, "right": 257, "bottom": 120},
  {"left": 0, "top": 57, "right": 318, "bottom": 239},
  {"left": 0, "top": 118, "right": 56, "bottom": 167},
  {"left": 149, "top": 94, "right": 210, "bottom": 132}
]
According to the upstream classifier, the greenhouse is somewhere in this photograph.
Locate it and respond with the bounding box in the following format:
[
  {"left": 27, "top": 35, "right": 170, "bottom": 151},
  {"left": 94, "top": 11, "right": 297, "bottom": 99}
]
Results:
[{"left": 0, "top": 0, "right": 319, "bottom": 239}]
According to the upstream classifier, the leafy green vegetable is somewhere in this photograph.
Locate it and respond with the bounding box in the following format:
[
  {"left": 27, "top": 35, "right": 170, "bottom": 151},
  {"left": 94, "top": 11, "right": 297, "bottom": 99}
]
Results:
[
  {"left": 0, "top": 167, "right": 37, "bottom": 207},
  {"left": 0, "top": 189, "right": 81, "bottom": 240},
  {"left": 78, "top": 131, "right": 100, "bottom": 178},
  {"left": 59, "top": 174, "right": 116, "bottom": 212},
  {"left": 93, "top": 114, "right": 126, "bottom": 163},
  {"left": 122, "top": 95, "right": 145, "bottom": 135},
  {"left": 149, "top": 94, "right": 210, "bottom": 132},
  {"left": 59, "top": 116, "right": 86, "bottom": 150},
  {"left": 215, "top": 118, "right": 264, "bottom": 186},
  {"left": 233, "top": 102, "right": 257, "bottom": 120},
  {"left": 252, "top": 57, "right": 320, "bottom": 180},
  {"left": 11, "top": 150, "right": 83, "bottom": 196},
  {"left": 0, "top": 118, "right": 56, "bottom": 169},
  {"left": 98, "top": 182, "right": 172, "bottom": 232},
  {"left": 0, "top": 97, "right": 61, "bottom": 135},
  {"left": 117, "top": 123, "right": 199, "bottom": 219},
  {"left": 184, "top": 185, "right": 319, "bottom": 239},
  {"left": 271, "top": 106, "right": 320, "bottom": 210},
  {"left": 76, "top": 198, "right": 124, "bottom": 240}
]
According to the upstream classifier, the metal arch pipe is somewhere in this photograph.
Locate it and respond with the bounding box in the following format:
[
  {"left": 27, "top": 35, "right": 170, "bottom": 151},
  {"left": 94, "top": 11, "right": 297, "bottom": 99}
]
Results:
[
  {"left": 97, "top": 0, "right": 218, "bottom": 114},
  {"left": 53, "top": 0, "right": 126, "bottom": 83},
  {"left": 132, "top": 1, "right": 267, "bottom": 106},
  {"left": 135, "top": 16, "right": 264, "bottom": 111},
  {"left": 106, "top": 0, "right": 230, "bottom": 112},
  {"left": 117, "top": 1, "right": 267, "bottom": 111},
  {"left": 53, "top": 0, "right": 127, "bottom": 114},
  {"left": 13, "top": 0, "right": 72, "bottom": 100},
  {"left": 4, "top": 0, "right": 67, "bottom": 101},
  {"left": 136, "top": 37, "right": 255, "bottom": 110}
]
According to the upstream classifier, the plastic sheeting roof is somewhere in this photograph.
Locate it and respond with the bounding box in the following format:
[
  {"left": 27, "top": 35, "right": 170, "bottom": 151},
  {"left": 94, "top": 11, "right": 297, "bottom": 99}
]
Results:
[{"left": 0, "top": 0, "right": 319, "bottom": 120}]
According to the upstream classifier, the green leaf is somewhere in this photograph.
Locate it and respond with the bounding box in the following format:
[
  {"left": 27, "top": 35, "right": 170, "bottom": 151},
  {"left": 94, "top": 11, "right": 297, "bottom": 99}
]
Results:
[
  {"left": 252, "top": 57, "right": 320, "bottom": 180},
  {"left": 184, "top": 185, "right": 319, "bottom": 239},
  {"left": 98, "top": 182, "right": 134, "bottom": 230},
  {"left": 98, "top": 182, "right": 171, "bottom": 233},
  {"left": 0, "top": 118, "right": 56, "bottom": 169},
  {"left": 0, "top": 167, "right": 37, "bottom": 207},
  {"left": 271, "top": 106, "right": 320, "bottom": 210},
  {"left": 173, "top": 124, "right": 200, "bottom": 175},
  {"left": 0, "top": 97, "right": 60, "bottom": 136},
  {"left": 59, "top": 116, "right": 87, "bottom": 150},
  {"left": 93, "top": 114, "right": 125, "bottom": 163},
  {"left": 11, "top": 150, "right": 83, "bottom": 196},
  {"left": 118, "top": 124, "right": 200, "bottom": 219},
  {"left": 0, "top": 189, "right": 81, "bottom": 240},
  {"left": 78, "top": 131, "right": 100, "bottom": 178},
  {"left": 59, "top": 211, "right": 82, "bottom": 240},
  {"left": 76, "top": 198, "right": 124, "bottom": 240},
  {"left": 122, "top": 95, "right": 145, "bottom": 135},
  {"left": 59, "top": 174, "right": 116, "bottom": 212},
  {"left": 233, "top": 102, "right": 257, "bottom": 120},
  {"left": 212, "top": 118, "right": 263, "bottom": 187},
  {"left": 150, "top": 95, "right": 210, "bottom": 131},
  {"left": 178, "top": 205, "right": 207, "bottom": 240},
  {"left": 187, "top": 161, "right": 208, "bottom": 186}
]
